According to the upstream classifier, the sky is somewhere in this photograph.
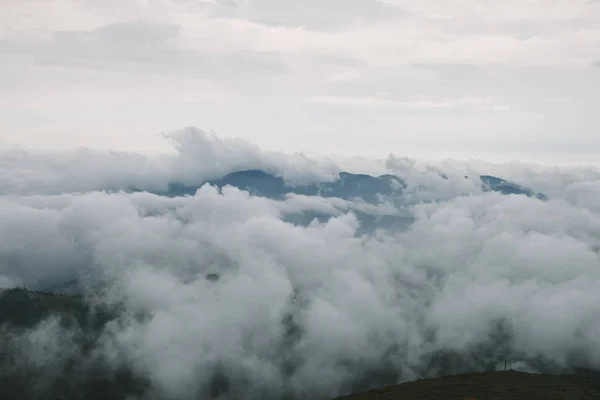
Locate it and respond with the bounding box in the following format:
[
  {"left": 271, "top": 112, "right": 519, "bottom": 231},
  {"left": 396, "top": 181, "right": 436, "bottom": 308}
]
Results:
[{"left": 1, "top": 0, "right": 600, "bottom": 163}]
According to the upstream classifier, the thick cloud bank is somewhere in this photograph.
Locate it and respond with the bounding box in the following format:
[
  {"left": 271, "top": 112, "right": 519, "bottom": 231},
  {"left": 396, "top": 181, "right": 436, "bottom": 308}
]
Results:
[{"left": 2, "top": 127, "right": 600, "bottom": 399}]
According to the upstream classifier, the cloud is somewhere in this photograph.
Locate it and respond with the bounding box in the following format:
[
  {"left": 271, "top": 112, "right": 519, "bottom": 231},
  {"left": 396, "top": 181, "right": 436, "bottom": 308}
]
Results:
[
  {"left": 592, "top": 60, "right": 600, "bottom": 68},
  {"left": 307, "top": 95, "right": 511, "bottom": 111},
  {"left": 0, "top": 127, "right": 344, "bottom": 196},
  {"left": 7, "top": 126, "right": 594, "bottom": 198},
  {"left": 0, "top": 19, "right": 289, "bottom": 89},
  {"left": 207, "top": 0, "right": 405, "bottom": 30},
  {"left": 411, "top": 63, "right": 483, "bottom": 80},
  {"left": 1, "top": 0, "right": 599, "bottom": 158},
  {"left": 3, "top": 130, "right": 600, "bottom": 398},
  {"left": 1, "top": 20, "right": 183, "bottom": 65}
]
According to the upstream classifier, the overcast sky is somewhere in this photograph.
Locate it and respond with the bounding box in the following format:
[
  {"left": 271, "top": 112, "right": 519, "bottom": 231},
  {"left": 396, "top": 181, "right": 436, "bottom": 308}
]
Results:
[{"left": 1, "top": 0, "right": 599, "bottom": 163}]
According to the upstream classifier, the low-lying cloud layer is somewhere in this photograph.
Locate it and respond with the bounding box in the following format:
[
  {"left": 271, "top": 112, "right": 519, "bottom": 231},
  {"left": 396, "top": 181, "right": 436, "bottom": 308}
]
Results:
[{"left": 2, "top": 127, "right": 600, "bottom": 399}]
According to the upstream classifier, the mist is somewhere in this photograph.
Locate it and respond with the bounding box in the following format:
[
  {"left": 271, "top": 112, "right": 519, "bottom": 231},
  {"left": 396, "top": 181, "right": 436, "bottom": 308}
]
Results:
[{"left": 1, "top": 127, "right": 600, "bottom": 399}]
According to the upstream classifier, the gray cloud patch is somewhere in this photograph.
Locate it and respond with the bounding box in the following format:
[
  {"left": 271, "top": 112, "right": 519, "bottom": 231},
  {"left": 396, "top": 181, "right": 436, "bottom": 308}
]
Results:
[
  {"left": 0, "top": 21, "right": 201, "bottom": 73},
  {"left": 219, "top": 50, "right": 289, "bottom": 74},
  {"left": 209, "top": 0, "right": 405, "bottom": 30},
  {"left": 411, "top": 63, "right": 483, "bottom": 81},
  {"left": 78, "top": 20, "right": 180, "bottom": 45},
  {"left": 0, "top": 21, "right": 290, "bottom": 81},
  {"left": 314, "top": 54, "right": 366, "bottom": 67}
]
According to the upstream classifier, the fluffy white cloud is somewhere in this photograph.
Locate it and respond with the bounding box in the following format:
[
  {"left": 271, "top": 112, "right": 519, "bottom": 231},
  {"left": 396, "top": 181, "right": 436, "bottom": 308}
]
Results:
[{"left": 2, "top": 132, "right": 600, "bottom": 398}]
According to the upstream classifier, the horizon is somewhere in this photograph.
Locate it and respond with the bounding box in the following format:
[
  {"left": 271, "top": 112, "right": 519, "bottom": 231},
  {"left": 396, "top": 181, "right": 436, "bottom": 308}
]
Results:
[{"left": 2, "top": 126, "right": 600, "bottom": 169}]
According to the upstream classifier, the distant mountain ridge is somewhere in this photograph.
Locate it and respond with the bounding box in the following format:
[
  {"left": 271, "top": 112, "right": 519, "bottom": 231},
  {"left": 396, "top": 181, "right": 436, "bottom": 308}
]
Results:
[
  {"left": 165, "top": 170, "right": 403, "bottom": 203},
  {"left": 480, "top": 175, "right": 548, "bottom": 200},
  {"left": 161, "top": 170, "right": 547, "bottom": 202},
  {"left": 126, "top": 170, "right": 549, "bottom": 238}
]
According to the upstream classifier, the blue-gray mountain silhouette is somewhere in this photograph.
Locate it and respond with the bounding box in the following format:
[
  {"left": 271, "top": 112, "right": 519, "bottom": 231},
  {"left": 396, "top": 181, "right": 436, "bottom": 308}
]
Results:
[
  {"left": 155, "top": 170, "right": 546, "bottom": 234},
  {"left": 480, "top": 175, "right": 548, "bottom": 200},
  {"left": 164, "top": 170, "right": 546, "bottom": 202},
  {"left": 166, "top": 170, "right": 404, "bottom": 203}
]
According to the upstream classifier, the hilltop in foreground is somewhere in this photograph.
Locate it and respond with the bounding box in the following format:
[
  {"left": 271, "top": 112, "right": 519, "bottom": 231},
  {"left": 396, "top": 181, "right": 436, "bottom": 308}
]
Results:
[{"left": 335, "top": 370, "right": 600, "bottom": 400}]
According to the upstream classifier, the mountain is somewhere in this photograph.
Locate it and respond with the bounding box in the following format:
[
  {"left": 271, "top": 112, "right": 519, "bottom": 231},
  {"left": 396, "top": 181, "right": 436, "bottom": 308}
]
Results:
[
  {"left": 480, "top": 175, "right": 548, "bottom": 200},
  {"left": 138, "top": 170, "right": 548, "bottom": 235},
  {"left": 165, "top": 170, "right": 404, "bottom": 202},
  {"left": 165, "top": 170, "right": 546, "bottom": 202}
]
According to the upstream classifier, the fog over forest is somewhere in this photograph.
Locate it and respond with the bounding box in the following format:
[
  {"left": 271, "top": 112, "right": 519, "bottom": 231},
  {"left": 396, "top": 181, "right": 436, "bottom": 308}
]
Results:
[{"left": 2, "top": 128, "right": 600, "bottom": 400}]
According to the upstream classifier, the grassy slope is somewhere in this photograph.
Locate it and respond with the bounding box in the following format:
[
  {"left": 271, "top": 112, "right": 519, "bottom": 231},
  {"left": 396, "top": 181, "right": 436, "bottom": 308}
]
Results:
[{"left": 335, "top": 371, "right": 600, "bottom": 400}]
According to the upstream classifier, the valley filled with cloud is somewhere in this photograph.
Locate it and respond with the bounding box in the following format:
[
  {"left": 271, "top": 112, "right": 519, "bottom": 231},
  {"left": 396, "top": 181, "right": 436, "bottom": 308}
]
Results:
[{"left": 2, "top": 128, "right": 600, "bottom": 399}]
